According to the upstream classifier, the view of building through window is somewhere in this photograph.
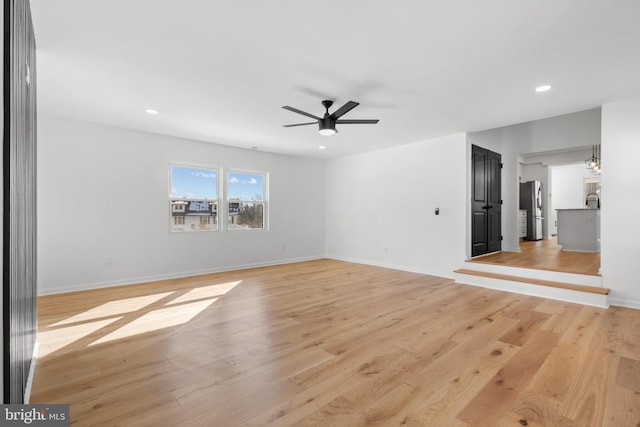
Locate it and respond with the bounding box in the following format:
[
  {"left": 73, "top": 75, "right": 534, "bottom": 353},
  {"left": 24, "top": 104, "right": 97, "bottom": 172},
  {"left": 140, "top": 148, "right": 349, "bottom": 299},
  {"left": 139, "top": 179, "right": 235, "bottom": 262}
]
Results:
[
  {"left": 170, "top": 165, "right": 218, "bottom": 232},
  {"left": 227, "top": 171, "right": 266, "bottom": 230}
]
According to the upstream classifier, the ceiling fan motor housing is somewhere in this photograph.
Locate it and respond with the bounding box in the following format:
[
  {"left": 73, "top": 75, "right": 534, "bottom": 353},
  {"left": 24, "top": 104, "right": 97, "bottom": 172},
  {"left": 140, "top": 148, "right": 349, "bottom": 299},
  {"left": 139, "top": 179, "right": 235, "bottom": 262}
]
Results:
[{"left": 319, "top": 117, "right": 336, "bottom": 134}]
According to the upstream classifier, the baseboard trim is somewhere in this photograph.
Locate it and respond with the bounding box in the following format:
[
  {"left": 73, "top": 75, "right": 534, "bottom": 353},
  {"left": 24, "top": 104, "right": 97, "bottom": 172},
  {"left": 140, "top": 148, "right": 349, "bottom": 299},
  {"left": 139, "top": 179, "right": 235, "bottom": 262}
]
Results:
[
  {"left": 608, "top": 297, "right": 640, "bottom": 310},
  {"left": 38, "top": 256, "right": 324, "bottom": 296}
]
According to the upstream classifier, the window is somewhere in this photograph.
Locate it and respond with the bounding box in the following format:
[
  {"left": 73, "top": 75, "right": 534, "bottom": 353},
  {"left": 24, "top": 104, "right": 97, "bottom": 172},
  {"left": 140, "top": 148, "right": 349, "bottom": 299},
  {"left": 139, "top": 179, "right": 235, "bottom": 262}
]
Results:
[
  {"left": 227, "top": 171, "right": 267, "bottom": 230},
  {"left": 170, "top": 165, "right": 218, "bottom": 232},
  {"left": 584, "top": 177, "right": 601, "bottom": 209}
]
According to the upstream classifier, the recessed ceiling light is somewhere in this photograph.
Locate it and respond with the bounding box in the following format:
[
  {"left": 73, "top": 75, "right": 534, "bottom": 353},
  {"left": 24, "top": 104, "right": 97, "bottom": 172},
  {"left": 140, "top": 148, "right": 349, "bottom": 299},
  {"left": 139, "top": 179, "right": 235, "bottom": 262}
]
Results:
[
  {"left": 318, "top": 145, "right": 326, "bottom": 150},
  {"left": 145, "top": 108, "right": 159, "bottom": 115},
  {"left": 535, "top": 85, "right": 552, "bottom": 93}
]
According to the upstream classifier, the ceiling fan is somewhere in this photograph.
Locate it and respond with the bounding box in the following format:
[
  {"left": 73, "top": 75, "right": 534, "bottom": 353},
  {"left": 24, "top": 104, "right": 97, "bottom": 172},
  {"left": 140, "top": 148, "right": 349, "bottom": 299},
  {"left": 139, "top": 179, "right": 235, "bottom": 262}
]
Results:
[{"left": 282, "top": 100, "right": 379, "bottom": 136}]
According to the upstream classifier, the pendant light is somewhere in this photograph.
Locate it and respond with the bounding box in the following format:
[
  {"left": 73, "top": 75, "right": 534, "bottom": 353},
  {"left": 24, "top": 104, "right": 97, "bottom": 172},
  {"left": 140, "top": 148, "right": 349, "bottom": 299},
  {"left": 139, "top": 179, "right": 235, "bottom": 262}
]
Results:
[{"left": 585, "top": 145, "right": 601, "bottom": 174}]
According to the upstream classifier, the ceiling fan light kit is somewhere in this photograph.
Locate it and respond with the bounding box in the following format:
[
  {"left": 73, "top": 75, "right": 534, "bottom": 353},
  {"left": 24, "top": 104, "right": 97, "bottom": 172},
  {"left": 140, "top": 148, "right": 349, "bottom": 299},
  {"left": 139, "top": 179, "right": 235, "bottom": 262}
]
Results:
[
  {"left": 282, "top": 99, "right": 379, "bottom": 136},
  {"left": 319, "top": 125, "right": 336, "bottom": 136}
]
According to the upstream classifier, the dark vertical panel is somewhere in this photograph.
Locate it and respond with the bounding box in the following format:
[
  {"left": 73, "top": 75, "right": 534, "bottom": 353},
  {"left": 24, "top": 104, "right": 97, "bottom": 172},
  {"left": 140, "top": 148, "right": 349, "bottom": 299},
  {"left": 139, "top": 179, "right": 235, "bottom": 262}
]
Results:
[
  {"left": 471, "top": 145, "right": 488, "bottom": 256},
  {"left": 487, "top": 151, "right": 502, "bottom": 253},
  {"left": 471, "top": 145, "right": 502, "bottom": 257},
  {"left": 3, "top": 0, "right": 37, "bottom": 403},
  {"left": 473, "top": 150, "right": 486, "bottom": 203},
  {"left": 0, "top": 0, "right": 4, "bottom": 404},
  {"left": 472, "top": 212, "right": 486, "bottom": 245},
  {"left": 488, "top": 155, "right": 501, "bottom": 205}
]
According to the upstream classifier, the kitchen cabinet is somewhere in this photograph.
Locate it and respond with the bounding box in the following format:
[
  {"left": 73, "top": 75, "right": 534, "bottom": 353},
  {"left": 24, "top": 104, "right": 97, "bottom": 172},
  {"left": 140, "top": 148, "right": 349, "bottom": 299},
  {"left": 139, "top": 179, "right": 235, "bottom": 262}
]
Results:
[
  {"left": 556, "top": 209, "right": 600, "bottom": 252},
  {"left": 519, "top": 210, "right": 527, "bottom": 239}
]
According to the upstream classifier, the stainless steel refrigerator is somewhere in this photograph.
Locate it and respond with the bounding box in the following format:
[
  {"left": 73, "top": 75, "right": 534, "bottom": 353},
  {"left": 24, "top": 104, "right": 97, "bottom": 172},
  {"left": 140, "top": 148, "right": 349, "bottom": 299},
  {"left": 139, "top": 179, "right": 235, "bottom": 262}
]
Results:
[{"left": 519, "top": 180, "right": 543, "bottom": 241}]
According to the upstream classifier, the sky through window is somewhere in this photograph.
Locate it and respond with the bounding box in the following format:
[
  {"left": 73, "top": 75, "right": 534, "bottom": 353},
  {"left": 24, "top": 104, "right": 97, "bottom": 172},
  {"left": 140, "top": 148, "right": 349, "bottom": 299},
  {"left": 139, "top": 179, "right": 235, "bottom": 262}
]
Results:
[
  {"left": 228, "top": 172, "right": 264, "bottom": 200},
  {"left": 171, "top": 166, "right": 217, "bottom": 199}
]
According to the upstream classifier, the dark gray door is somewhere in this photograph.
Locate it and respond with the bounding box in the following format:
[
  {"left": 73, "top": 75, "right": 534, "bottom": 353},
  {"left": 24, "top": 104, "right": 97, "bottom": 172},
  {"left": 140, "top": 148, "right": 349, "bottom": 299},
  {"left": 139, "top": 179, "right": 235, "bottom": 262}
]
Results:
[{"left": 472, "top": 145, "right": 502, "bottom": 257}]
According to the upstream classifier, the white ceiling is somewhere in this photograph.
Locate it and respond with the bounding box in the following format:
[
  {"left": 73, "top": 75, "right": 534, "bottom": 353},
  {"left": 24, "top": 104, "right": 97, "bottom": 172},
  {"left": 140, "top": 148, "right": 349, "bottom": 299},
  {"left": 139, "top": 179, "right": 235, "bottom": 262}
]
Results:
[{"left": 30, "top": 0, "right": 640, "bottom": 159}]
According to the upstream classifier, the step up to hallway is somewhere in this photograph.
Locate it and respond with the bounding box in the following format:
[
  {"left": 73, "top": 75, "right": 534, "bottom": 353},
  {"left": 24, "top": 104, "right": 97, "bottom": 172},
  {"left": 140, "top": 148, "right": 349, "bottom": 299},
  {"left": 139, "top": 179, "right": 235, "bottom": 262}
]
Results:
[{"left": 454, "top": 262, "right": 609, "bottom": 308}]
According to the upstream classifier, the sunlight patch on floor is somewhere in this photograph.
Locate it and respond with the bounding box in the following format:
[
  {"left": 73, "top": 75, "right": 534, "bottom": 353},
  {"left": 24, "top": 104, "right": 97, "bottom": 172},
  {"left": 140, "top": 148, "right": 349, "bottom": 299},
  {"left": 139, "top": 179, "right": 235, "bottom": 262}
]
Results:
[
  {"left": 39, "top": 280, "right": 244, "bottom": 356},
  {"left": 90, "top": 299, "right": 218, "bottom": 345},
  {"left": 51, "top": 292, "right": 173, "bottom": 327},
  {"left": 38, "top": 317, "right": 123, "bottom": 357},
  {"left": 167, "top": 281, "right": 242, "bottom": 305}
]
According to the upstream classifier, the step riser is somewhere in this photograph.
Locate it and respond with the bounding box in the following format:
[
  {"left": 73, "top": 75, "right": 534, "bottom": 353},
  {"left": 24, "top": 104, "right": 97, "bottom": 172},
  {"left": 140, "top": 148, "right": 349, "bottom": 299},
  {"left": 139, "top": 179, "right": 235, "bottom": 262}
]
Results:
[
  {"left": 462, "top": 261, "right": 602, "bottom": 287},
  {"left": 455, "top": 273, "right": 609, "bottom": 308}
]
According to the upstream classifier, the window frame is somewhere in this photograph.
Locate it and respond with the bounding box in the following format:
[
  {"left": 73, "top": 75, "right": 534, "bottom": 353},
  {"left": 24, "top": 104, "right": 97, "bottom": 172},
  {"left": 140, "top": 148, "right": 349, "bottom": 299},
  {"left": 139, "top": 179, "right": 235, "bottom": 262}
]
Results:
[
  {"left": 225, "top": 169, "right": 269, "bottom": 232},
  {"left": 169, "top": 163, "right": 221, "bottom": 233}
]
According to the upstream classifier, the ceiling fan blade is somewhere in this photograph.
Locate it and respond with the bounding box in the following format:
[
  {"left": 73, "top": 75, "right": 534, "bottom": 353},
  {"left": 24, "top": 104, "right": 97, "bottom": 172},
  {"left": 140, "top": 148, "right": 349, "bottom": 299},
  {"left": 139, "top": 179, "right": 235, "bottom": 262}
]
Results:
[
  {"left": 330, "top": 101, "right": 359, "bottom": 119},
  {"left": 282, "top": 105, "right": 321, "bottom": 120},
  {"left": 283, "top": 122, "right": 317, "bottom": 127},
  {"left": 336, "top": 119, "right": 380, "bottom": 124}
]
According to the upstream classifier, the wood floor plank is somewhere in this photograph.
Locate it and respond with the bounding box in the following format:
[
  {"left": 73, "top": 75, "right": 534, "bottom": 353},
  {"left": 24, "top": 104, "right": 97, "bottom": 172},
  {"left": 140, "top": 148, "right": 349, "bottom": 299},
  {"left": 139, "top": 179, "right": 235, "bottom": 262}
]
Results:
[
  {"left": 498, "top": 310, "right": 551, "bottom": 347},
  {"left": 530, "top": 308, "right": 605, "bottom": 401},
  {"left": 171, "top": 345, "right": 333, "bottom": 407},
  {"left": 339, "top": 312, "right": 519, "bottom": 426},
  {"left": 599, "top": 306, "right": 640, "bottom": 427},
  {"left": 602, "top": 384, "right": 640, "bottom": 427},
  {"left": 398, "top": 340, "right": 521, "bottom": 426},
  {"left": 495, "top": 392, "right": 566, "bottom": 427},
  {"left": 493, "top": 306, "right": 607, "bottom": 426},
  {"left": 616, "top": 356, "right": 640, "bottom": 391},
  {"left": 456, "top": 329, "right": 561, "bottom": 427},
  {"left": 30, "top": 259, "right": 640, "bottom": 426},
  {"left": 559, "top": 341, "right": 617, "bottom": 424},
  {"left": 618, "top": 307, "right": 640, "bottom": 360}
]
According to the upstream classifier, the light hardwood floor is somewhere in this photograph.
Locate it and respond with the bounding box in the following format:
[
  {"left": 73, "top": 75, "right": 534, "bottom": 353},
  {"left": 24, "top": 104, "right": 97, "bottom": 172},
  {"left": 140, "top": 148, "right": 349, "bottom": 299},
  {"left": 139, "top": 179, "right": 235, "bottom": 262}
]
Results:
[
  {"left": 470, "top": 237, "right": 601, "bottom": 276},
  {"left": 31, "top": 259, "right": 639, "bottom": 426}
]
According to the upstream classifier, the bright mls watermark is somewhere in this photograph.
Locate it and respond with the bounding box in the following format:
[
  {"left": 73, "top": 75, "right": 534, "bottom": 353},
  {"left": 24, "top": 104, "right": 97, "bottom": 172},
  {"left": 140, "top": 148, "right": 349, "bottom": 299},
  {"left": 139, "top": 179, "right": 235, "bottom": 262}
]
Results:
[{"left": 1, "top": 405, "right": 69, "bottom": 426}]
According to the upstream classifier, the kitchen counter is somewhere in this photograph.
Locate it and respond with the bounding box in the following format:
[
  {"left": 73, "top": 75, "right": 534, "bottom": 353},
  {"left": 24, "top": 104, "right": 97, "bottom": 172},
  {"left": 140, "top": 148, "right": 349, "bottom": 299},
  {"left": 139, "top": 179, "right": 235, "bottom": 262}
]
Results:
[{"left": 556, "top": 209, "right": 600, "bottom": 252}]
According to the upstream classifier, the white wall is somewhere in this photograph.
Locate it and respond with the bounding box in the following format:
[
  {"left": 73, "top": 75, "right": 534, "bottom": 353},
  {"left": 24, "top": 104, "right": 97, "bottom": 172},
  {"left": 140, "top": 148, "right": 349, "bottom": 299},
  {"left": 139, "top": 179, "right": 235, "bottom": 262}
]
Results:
[
  {"left": 550, "top": 164, "right": 595, "bottom": 235},
  {"left": 325, "top": 133, "right": 467, "bottom": 278},
  {"left": 469, "top": 108, "right": 601, "bottom": 253},
  {"left": 551, "top": 165, "right": 592, "bottom": 209},
  {"left": 601, "top": 98, "right": 640, "bottom": 308},
  {"left": 513, "top": 109, "right": 602, "bottom": 155},
  {"left": 37, "top": 116, "right": 326, "bottom": 294}
]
